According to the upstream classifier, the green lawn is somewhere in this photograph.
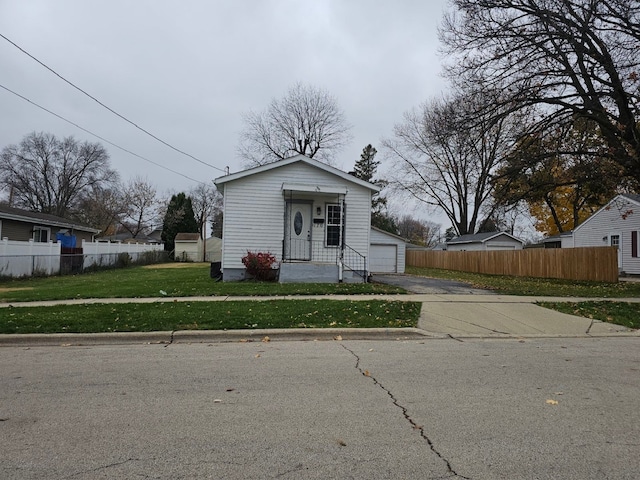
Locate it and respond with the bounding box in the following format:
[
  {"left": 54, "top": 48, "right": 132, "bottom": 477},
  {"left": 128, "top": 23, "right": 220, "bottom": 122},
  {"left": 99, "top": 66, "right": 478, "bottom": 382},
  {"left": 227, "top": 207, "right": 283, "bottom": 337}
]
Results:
[
  {"left": 0, "top": 263, "right": 405, "bottom": 303},
  {"left": 0, "top": 300, "right": 421, "bottom": 334},
  {"left": 406, "top": 265, "right": 640, "bottom": 298},
  {"left": 538, "top": 301, "right": 640, "bottom": 330}
]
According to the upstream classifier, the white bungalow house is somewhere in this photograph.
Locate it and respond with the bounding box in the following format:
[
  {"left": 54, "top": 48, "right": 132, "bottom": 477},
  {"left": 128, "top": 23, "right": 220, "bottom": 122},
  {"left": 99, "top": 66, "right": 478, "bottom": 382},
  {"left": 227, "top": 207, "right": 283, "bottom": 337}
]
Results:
[
  {"left": 213, "top": 155, "right": 379, "bottom": 282},
  {"left": 446, "top": 231, "right": 525, "bottom": 251},
  {"left": 570, "top": 193, "right": 640, "bottom": 275}
]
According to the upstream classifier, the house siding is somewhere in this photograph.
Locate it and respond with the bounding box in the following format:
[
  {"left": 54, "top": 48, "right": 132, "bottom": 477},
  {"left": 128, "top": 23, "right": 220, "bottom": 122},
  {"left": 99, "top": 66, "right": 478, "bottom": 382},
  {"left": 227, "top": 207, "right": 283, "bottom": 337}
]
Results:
[
  {"left": 573, "top": 196, "right": 640, "bottom": 274},
  {"left": 1, "top": 219, "right": 32, "bottom": 241},
  {"left": 220, "top": 161, "right": 372, "bottom": 274}
]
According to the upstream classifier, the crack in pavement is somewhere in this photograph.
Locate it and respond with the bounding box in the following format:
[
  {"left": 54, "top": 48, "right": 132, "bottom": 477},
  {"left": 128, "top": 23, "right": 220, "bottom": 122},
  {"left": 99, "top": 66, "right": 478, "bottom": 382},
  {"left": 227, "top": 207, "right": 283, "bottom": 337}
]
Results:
[
  {"left": 60, "top": 457, "right": 139, "bottom": 479},
  {"left": 163, "top": 330, "right": 176, "bottom": 347},
  {"left": 340, "top": 344, "right": 471, "bottom": 480}
]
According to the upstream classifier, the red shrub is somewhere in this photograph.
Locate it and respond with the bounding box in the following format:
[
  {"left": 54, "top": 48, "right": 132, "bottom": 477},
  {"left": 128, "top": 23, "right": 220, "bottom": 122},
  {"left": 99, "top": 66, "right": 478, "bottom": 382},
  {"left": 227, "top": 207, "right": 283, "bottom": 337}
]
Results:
[{"left": 241, "top": 251, "right": 278, "bottom": 280}]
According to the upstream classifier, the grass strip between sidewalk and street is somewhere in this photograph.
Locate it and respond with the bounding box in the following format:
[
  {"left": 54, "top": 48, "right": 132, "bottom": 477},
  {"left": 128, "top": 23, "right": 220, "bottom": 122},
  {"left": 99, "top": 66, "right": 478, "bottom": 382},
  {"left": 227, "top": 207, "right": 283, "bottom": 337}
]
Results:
[
  {"left": 538, "top": 301, "right": 640, "bottom": 330},
  {"left": 0, "top": 300, "right": 421, "bottom": 334}
]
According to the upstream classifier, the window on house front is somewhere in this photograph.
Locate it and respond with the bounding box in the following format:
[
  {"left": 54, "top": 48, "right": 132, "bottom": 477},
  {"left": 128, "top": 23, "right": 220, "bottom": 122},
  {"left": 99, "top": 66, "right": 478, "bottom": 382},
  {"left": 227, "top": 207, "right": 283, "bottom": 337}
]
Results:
[
  {"left": 33, "top": 226, "right": 50, "bottom": 242},
  {"left": 326, "top": 204, "right": 341, "bottom": 247},
  {"left": 633, "top": 231, "right": 638, "bottom": 258},
  {"left": 610, "top": 234, "right": 620, "bottom": 249}
]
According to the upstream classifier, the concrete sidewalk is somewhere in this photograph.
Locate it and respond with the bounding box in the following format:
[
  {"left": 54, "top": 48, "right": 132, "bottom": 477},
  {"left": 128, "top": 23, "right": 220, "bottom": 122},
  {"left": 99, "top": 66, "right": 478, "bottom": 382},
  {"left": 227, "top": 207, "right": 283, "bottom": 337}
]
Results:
[{"left": 0, "top": 294, "right": 637, "bottom": 345}]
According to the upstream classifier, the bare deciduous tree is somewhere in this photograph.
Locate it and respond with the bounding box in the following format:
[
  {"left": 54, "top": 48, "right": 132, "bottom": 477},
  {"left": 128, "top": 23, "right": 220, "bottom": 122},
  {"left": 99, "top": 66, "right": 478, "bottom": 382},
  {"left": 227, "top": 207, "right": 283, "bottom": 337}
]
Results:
[
  {"left": 383, "top": 91, "right": 524, "bottom": 235},
  {"left": 119, "top": 176, "right": 159, "bottom": 238},
  {"left": 0, "top": 132, "right": 118, "bottom": 218},
  {"left": 189, "top": 183, "right": 222, "bottom": 239},
  {"left": 395, "top": 215, "right": 441, "bottom": 247},
  {"left": 74, "top": 185, "right": 126, "bottom": 236},
  {"left": 238, "top": 83, "right": 352, "bottom": 166},
  {"left": 440, "top": 0, "right": 640, "bottom": 183}
]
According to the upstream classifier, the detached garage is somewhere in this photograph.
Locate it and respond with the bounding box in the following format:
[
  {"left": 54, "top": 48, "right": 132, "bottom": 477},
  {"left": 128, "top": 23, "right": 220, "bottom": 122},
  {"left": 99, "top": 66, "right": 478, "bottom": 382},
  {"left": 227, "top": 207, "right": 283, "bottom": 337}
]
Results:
[{"left": 369, "top": 227, "right": 406, "bottom": 273}]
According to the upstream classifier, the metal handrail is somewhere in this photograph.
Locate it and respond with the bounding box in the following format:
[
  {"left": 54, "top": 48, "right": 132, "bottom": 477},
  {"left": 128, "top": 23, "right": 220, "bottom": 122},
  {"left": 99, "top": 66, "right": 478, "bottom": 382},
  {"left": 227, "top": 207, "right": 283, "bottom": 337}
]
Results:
[{"left": 343, "top": 244, "right": 368, "bottom": 282}]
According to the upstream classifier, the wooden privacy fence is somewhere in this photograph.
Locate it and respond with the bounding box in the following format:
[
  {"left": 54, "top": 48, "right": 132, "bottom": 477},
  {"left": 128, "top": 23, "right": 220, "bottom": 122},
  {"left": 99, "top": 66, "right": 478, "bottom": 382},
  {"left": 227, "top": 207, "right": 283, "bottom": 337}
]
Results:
[{"left": 406, "top": 247, "right": 619, "bottom": 282}]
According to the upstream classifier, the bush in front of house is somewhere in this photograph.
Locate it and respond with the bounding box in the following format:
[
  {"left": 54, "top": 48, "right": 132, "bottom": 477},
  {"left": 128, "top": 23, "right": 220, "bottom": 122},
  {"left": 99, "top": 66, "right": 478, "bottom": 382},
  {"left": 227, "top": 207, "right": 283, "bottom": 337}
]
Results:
[{"left": 242, "top": 251, "right": 278, "bottom": 281}]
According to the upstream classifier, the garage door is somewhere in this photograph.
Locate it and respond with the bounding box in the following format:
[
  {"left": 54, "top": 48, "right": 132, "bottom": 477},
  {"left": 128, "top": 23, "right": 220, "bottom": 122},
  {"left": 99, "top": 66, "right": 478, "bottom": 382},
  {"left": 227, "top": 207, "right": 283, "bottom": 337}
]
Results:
[{"left": 369, "top": 244, "right": 397, "bottom": 273}]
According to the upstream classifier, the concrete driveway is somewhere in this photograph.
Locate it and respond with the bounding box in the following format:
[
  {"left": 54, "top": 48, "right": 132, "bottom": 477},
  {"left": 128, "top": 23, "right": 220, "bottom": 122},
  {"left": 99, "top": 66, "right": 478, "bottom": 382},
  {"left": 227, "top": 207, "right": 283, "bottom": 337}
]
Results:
[{"left": 372, "top": 274, "right": 635, "bottom": 337}]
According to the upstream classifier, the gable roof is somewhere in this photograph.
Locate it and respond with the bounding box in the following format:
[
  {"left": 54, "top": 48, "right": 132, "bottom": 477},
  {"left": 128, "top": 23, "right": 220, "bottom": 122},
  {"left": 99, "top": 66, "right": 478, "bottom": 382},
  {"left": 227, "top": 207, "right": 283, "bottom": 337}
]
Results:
[
  {"left": 0, "top": 204, "right": 100, "bottom": 233},
  {"left": 447, "top": 231, "right": 524, "bottom": 245},
  {"left": 214, "top": 154, "right": 380, "bottom": 192},
  {"left": 573, "top": 193, "right": 640, "bottom": 233},
  {"left": 541, "top": 231, "right": 573, "bottom": 243},
  {"left": 371, "top": 226, "right": 407, "bottom": 242},
  {"left": 175, "top": 233, "right": 200, "bottom": 241},
  {"left": 622, "top": 193, "right": 640, "bottom": 204}
]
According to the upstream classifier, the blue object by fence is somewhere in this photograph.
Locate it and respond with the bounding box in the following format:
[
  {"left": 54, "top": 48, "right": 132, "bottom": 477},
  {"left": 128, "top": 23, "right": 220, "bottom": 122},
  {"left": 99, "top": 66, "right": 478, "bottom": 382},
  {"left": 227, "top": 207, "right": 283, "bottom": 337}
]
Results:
[{"left": 56, "top": 233, "right": 77, "bottom": 248}]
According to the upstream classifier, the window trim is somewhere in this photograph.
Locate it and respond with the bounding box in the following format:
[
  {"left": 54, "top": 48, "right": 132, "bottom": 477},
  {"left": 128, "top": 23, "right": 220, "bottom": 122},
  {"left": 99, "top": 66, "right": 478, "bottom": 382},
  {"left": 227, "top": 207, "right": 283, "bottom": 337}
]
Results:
[
  {"left": 325, "top": 203, "right": 341, "bottom": 247},
  {"left": 32, "top": 226, "right": 51, "bottom": 243}
]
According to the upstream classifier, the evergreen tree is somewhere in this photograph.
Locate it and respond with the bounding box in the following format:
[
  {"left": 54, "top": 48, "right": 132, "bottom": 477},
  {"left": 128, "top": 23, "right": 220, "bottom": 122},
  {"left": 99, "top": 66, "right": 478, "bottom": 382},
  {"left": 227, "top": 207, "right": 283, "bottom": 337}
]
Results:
[
  {"left": 353, "top": 144, "right": 379, "bottom": 182},
  {"left": 161, "top": 192, "right": 199, "bottom": 254},
  {"left": 352, "top": 144, "right": 396, "bottom": 234}
]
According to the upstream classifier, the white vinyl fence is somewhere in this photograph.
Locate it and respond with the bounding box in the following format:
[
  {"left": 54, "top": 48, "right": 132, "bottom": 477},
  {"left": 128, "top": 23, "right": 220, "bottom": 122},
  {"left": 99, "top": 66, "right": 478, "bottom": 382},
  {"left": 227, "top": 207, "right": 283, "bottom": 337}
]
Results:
[
  {"left": 0, "top": 239, "right": 62, "bottom": 277},
  {"left": 81, "top": 240, "right": 164, "bottom": 270},
  {"left": 0, "top": 238, "right": 164, "bottom": 278}
]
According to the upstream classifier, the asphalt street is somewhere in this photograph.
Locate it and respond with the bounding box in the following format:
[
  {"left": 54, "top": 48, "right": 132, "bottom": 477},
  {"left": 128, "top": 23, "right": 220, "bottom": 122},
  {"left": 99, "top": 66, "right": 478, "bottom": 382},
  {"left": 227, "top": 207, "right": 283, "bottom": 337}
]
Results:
[{"left": 1, "top": 337, "right": 639, "bottom": 479}]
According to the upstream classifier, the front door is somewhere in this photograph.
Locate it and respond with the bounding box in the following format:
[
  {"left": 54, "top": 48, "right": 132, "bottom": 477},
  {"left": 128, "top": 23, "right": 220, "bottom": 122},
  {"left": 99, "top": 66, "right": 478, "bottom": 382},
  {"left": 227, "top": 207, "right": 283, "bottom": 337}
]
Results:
[{"left": 284, "top": 202, "right": 312, "bottom": 260}]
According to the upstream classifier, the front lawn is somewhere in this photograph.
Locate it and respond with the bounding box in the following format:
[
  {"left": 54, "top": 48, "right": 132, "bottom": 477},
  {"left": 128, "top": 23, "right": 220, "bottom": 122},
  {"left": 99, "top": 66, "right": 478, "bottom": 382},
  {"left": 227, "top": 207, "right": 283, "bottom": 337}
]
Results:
[
  {"left": 0, "top": 300, "right": 421, "bottom": 334},
  {"left": 0, "top": 263, "right": 405, "bottom": 303}
]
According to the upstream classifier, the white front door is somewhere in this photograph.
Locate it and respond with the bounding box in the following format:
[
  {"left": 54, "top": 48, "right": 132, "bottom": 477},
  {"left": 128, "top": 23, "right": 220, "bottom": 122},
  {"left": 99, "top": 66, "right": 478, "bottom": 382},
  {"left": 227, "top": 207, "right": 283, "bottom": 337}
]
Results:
[{"left": 285, "top": 202, "right": 312, "bottom": 260}]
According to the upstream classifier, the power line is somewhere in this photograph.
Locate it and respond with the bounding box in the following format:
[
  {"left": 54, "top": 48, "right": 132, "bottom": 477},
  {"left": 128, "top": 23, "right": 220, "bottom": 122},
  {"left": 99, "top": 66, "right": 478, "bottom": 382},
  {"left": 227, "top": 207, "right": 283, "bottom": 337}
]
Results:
[
  {"left": 0, "top": 32, "right": 225, "bottom": 173},
  {"left": 0, "top": 82, "right": 210, "bottom": 186}
]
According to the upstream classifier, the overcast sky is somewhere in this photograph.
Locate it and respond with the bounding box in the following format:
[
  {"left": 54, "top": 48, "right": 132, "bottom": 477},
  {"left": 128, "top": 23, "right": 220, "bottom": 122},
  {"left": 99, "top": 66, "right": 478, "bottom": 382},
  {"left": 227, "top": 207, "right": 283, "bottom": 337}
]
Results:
[{"left": 0, "top": 0, "right": 450, "bottom": 214}]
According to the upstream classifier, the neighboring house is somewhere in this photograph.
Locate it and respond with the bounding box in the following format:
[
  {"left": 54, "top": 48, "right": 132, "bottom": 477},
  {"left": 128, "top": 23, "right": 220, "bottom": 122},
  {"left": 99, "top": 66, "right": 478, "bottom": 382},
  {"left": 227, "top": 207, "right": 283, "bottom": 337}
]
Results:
[
  {"left": 369, "top": 226, "right": 406, "bottom": 274},
  {"left": 174, "top": 234, "right": 222, "bottom": 262},
  {"left": 541, "top": 231, "right": 574, "bottom": 249},
  {"left": 147, "top": 227, "right": 163, "bottom": 243},
  {"left": 0, "top": 204, "right": 99, "bottom": 245},
  {"left": 446, "top": 231, "right": 525, "bottom": 251},
  {"left": 214, "top": 154, "right": 378, "bottom": 283},
  {"left": 571, "top": 193, "right": 640, "bottom": 275}
]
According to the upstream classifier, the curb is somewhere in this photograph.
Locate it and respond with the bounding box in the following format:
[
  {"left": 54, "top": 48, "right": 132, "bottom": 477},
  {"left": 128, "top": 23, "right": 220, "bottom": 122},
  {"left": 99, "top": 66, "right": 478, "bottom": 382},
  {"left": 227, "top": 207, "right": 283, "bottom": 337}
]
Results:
[{"left": 0, "top": 328, "right": 433, "bottom": 347}]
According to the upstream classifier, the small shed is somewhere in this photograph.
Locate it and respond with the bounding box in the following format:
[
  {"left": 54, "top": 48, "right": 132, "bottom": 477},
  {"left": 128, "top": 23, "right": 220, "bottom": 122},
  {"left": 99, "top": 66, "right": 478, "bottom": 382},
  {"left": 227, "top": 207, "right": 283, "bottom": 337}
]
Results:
[
  {"left": 369, "top": 227, "right": 406, "bottom": 273},
  {"left": 174, "top": 233, "right": 201, "bottom": 262},
  {"left": 446, "top": 231, "right": 525, "bottom": 251}
]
